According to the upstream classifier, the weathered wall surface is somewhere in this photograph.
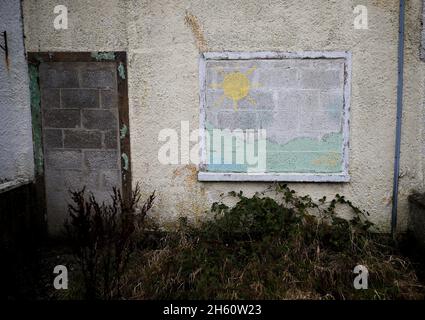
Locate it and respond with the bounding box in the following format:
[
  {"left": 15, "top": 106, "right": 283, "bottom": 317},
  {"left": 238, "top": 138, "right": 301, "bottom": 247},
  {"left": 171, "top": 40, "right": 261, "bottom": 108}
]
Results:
[
  {"left": 408, "top": 193, "right": 425, "bottom": 248},
  {"left": 0, "top": 0, "right": 34, "bottom": 186},
  {"left": 22, "top": 0, "right": 425, "bottom": 232},
  {"left": 400, "top": 0, "right": 425, "bottom": 232}
]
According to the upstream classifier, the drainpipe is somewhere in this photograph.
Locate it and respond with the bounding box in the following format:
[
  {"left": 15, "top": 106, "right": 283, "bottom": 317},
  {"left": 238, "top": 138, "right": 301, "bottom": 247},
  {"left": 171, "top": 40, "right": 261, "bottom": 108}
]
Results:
[{"left": 391, "top": 0, "right": 406, "bottom": 236}]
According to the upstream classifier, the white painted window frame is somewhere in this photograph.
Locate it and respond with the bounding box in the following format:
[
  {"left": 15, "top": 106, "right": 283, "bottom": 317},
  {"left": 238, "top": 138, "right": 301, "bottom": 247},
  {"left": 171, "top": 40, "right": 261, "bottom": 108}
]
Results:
[{"left": 198, "top": 51, "right": 352, "bottom": 182}]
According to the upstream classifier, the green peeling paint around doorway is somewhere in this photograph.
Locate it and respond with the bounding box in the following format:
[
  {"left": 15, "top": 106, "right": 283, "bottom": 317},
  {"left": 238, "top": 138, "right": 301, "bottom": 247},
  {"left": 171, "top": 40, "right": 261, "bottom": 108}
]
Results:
[
  {"left": 204, "top": 123, "right": 343, "bottom": 173},
  {"left": 28, "top": 64, "right": 44, "bottom": 176},
  {"left": 121, "top": 153, "right": 129, "bottom": 171},
  {"left": 91, "top": 52, "right": 115, "bottom": 61},
  {"left": 120, "top": 124, "right": 128, "bottom": 140},
  {"left": 118, "top": 62, "right": 126, "bottom": 79}
]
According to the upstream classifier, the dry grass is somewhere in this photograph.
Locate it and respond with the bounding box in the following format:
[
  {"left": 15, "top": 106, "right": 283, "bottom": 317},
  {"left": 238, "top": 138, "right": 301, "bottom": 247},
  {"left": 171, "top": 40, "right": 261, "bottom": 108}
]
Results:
[
  {"left": 116, "top": 185, "right": 425, "bottom": 300},
  {"left": 53, "top": 184, "right": 425, "bottom": 300},
  {"left": 119, "top": 233, "right": 424, "bottom": 300}
]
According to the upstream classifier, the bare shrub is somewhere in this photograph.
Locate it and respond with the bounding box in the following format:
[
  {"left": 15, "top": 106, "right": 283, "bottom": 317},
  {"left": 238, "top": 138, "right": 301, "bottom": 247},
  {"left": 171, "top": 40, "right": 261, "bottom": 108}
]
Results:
[{"left": 65, "top": 183, "right": 155, "bottom": 299}]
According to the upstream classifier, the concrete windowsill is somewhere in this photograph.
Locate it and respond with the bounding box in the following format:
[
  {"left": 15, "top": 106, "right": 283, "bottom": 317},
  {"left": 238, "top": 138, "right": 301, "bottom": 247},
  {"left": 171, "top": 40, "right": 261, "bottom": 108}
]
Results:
[
  {"left": 0, "top": 179, "right": 32, "bottom": 194},
  {"left": 198, "top": 172, "right": 350, "bottom": 182}
]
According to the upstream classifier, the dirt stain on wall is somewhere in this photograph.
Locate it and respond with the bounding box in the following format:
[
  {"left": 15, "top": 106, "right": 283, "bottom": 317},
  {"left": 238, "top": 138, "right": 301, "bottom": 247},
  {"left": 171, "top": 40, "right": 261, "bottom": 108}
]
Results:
[
  {"left": 184, "top": 11, "right": 208, "bottom": 53},
  {"left": 172, "top": 164, "right": 208, "bottom": 224},
  {"left": 172, "top": 164, "right": 199, "bottom": 189}
]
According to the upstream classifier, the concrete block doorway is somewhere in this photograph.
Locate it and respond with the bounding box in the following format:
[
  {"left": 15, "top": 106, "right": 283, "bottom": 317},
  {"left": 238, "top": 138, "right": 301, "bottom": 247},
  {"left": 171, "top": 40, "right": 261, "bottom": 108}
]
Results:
[{"left": 28, "top": 52, "right": 131, "bottom": 235}]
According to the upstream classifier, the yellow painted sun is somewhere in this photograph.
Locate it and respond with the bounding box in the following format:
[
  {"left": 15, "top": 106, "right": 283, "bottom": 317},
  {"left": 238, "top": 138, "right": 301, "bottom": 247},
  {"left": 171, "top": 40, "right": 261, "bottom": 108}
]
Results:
[{"left": 210, "top": 66, "right": 260, "bottom": 110}]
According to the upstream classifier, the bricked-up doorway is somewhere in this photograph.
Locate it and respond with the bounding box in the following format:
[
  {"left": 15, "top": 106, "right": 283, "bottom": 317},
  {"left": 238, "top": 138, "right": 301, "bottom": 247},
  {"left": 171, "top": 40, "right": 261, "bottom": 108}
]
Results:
[{"left": 28, "top": 53, "right": 131, "bottom": 234}]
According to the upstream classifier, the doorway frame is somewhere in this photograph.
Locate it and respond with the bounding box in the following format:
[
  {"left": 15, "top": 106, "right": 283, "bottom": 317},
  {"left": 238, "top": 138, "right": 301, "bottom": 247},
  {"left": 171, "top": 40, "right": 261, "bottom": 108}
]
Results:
[{"left": 27, "top": 51, "right": 132, "bottom": 203}]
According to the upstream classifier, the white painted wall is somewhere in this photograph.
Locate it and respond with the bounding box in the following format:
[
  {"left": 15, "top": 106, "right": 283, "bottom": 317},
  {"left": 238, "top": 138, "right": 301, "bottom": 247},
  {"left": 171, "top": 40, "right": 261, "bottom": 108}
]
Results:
[{"left": 0, "top": 0, "right": 34, "bottom": 190}]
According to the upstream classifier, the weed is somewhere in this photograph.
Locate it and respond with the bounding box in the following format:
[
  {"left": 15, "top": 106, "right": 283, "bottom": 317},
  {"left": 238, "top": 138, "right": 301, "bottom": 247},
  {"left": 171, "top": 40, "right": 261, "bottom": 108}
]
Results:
[
  {"left": 125, "top": 184, "right": 424, "bottom": 300},
  {"left": 65, "top": 183, "right": 155, "bottom": 299}
]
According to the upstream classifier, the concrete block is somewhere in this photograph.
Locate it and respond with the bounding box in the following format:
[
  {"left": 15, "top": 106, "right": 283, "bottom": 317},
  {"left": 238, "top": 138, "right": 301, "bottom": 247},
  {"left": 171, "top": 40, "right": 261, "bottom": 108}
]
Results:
[
  {"left": 205, "top": 111, "right": 217, "bottom": 126},
  {"left": 88, "top": 191, "right": 115, "bottom": 206},
  {"left": 207, "top": 89, "right": 275, "bottom": 112},
  {"left": 270, "top": 111, "right": 299, "bottom": 132},
  {"left": 41, "top": 89, "right": 60, "bottom": 109},
  {"left": 82, "top": 170, "right": 102, "bottom": 190},
  {"left": 84, "top": 150, "right": 119, "bottom": 170},
  {"left": 81, "top": 69, "right": 116, "bottom": 88},
  {"left": 257, "top": 67, "right": 298, "bottom": 89},
  {"left": 64, "top": 130, "right": 102, "bottom": 149},
  {"left": 304, "top": 111, "right": 341, "bottom": 132},
  {"left": 45, "top": 169, "right": 85, "bottom": 192},
  {"left": 82, "top": 109, "right": 117, "bottom": 130},
  {"left": 205, "top": 67, "right": 221, "bottom": 88},
  {"left": 100, "top": 90, "right": 118, "bottom": 108},
  {"left": 217, "top": 111, "right": 257, "bottom": 130},
  {"left": 45, "top": 190, "right": 69, "bottom": 233},
  {"left": 278, "top": 90, "right": 320, "bottom": 113},
  {"left": 44, "top": 129, "right": 63, "bottom": 148},
  {"left": 237, "top": 112, "right": 259, "bottom": 130},
  {"left": 63, "top": 169, "right": 86, "bottom": 191},
  {"left": 257, "top": 111, "right": 275, "bottom": 128},
  {"left": 43, "top": 109, "right": 80, "bottom": 128},
  {"left": 61, "top": 89, "right": 99, "bottom": 109},
  {"left": 206, "top": 90, "right": 231, "bottom": 110},
  {"left": 304, "top": 59, "right": 345, "bottom": 70},
  {"left": 104, "top": 130, "right": 118, "bottom": 149},
  {"left": 241, "top": 90, "right": 275, "bottom": 110},
  {"left": 320, "top": 91, "right": 344, "bottom": 112},
  {"left": 44, "top": 169, "right": 65, "bottom": 192},
  {"left": 299, "top": 69, "right": 343, "bottom": 90},
  {"left": 39, "top": 63, "right": 79, "bottom": 88},
  {"left": 101, "top": 170, "right": 121, "bottom": 190},
  {"left": 46, "top": 150, "right": 82, "bottom": 169}
]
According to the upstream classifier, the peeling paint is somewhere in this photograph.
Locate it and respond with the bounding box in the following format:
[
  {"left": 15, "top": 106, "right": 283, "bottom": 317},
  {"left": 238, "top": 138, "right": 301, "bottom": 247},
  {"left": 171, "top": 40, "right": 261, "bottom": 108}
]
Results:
[
  {"left": 28, "top": 64, "right": 43, "bottom": 175},
  {"left": 34, "top": 54, "right": 44, "bottom": 63},
  {"left": 120, "top": 124, "right": 128, "bottom": 140},
  {"left": 121, "top": 153, "right": 129, "bottom": 171},
  {"left": 91, "top": 51, "right": 115, "bottom": 61},
  {"left": 118, "top": 62, "right": 126, "bottom": 79}
]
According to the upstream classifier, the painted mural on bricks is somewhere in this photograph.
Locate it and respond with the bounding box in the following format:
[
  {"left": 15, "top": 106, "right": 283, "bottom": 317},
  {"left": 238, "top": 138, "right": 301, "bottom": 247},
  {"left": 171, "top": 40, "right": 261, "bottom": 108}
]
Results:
[{"left": 200, "top": 52, "right": 351, "bottom": 181}]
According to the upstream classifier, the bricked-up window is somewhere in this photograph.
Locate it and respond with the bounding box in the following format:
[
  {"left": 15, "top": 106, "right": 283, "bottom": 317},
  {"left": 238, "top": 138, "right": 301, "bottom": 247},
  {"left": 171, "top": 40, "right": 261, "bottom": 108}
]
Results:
[{"left": 198, "top": 52, "right": 351, "bottom": 182}]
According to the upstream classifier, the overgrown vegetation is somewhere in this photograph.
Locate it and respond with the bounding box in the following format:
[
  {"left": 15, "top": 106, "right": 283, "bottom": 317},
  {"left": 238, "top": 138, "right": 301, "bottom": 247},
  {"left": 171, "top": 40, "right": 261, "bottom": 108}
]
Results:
[
  {"left": 122, "top": 184, "right": 424, "bottom": 300},
  {"left": 64, "top": 183, "right": 155, "bottom": 299},
  {"left": 62, "top": 183, "right": 424, "bottom": 300}
]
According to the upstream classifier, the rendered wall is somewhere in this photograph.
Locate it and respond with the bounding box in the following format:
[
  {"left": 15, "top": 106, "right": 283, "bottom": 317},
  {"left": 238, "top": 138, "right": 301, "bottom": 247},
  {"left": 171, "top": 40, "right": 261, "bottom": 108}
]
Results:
[
  {"left": 22, "top": 0, "right": 425, "bottom": 232},
  {"left": 0, "top": 0, "right": 34, "bottom": 188}
]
